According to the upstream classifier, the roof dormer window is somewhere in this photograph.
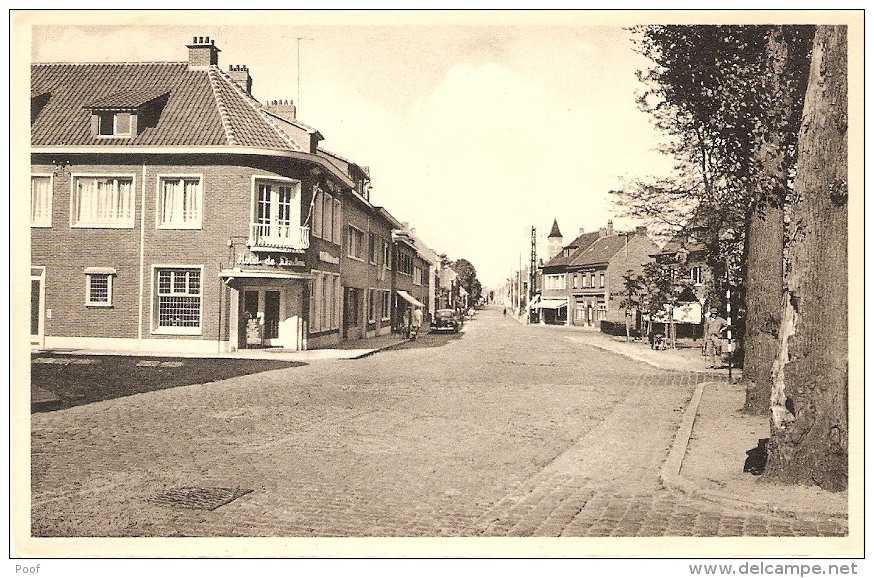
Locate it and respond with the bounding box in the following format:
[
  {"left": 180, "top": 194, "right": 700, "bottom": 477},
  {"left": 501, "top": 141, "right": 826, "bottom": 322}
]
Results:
[
  {"left": 97, "top": 111, "right": 132, "bottom": 137},
  {"left": 86, "top": 89, "right": 169, "bottom": 140}
]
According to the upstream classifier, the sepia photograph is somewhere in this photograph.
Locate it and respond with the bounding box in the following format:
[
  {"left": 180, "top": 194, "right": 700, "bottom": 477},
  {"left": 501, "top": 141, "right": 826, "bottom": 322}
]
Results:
[{"left": 11, "top": 9, "right": 863, "bottom": 562}]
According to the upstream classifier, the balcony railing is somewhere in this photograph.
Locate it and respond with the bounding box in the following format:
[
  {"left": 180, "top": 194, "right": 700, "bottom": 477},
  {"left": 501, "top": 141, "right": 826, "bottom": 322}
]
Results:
[{"left": 248, "top": 223, "right": 310, "bottom": 252}]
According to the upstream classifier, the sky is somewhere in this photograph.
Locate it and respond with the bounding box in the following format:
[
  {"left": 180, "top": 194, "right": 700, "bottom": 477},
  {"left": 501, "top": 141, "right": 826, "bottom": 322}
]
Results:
[{"left": 31, "top": 18, "right": 678, "bottom": 289}]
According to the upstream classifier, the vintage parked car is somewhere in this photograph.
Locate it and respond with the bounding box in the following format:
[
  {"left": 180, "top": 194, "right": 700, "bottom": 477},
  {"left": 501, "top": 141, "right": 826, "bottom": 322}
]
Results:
[{"left": 430, "top": 309, "right": 461, "bottom": 333}]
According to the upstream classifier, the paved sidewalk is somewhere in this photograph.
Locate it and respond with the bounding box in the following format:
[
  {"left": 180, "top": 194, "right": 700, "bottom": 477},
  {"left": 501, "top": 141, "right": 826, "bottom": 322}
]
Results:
[
  {"left": 566, "top": 329, "right": 848, "bottom": 521},
  {"left": 32, "top": 334, "right": 408, "bottom": 363}
]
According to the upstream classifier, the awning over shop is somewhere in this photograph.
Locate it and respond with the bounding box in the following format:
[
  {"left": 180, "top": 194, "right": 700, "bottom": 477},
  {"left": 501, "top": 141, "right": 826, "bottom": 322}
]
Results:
[
  {"left": 397, "top": 290, "right": 426, "bottom": 308},
  {"left": 533, "top": 298, "right": 568, "bottom": 310},
  {"left": 220, "top": 269, "right": 313, "bottom": 284}
]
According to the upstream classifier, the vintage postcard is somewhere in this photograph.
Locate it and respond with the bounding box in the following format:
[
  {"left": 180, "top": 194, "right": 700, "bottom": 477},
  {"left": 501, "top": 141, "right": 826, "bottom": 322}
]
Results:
[{"left": 10, "top": 9, "right": 864, "bottom": 562}]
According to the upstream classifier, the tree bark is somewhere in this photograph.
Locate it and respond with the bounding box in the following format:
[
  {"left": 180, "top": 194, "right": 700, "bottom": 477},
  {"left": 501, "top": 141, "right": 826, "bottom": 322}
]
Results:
[
  {"left": 742, "top": 27, "right": 794, "bottom": 415},
  {"left": 765, "top": 25, "right": 848, "bottom": 491},
  {"left": 743, "top": 202, "right": 784, "bottom": 414}
]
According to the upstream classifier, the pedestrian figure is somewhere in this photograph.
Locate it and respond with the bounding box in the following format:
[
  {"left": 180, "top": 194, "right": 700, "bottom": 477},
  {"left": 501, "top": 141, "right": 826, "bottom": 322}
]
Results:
[
  {"left": 503, "top": 307, "right": 507, "bottom": 316},
  {"left": 704, "top": 307, "right": 728, "bottom": 368},
  {"left": 411, "top": 307, "right": 423, "bottom": 340},
  {"left": 402, "top": 306, "right": 412, "bottom": 339}
]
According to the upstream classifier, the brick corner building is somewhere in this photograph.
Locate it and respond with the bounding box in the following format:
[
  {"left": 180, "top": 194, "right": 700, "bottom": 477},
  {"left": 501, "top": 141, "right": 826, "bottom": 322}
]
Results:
[{"left": 30, "top": 37, "right": 434, "bottom": 353}]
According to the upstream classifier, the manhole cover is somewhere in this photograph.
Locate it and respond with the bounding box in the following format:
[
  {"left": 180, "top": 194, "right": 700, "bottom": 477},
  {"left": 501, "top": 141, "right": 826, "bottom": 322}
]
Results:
[{"left": 148, "top": 487, "right": 253, "bottom": 510}]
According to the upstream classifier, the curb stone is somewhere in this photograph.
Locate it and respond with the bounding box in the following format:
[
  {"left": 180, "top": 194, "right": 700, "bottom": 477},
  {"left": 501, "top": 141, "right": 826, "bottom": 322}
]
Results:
[{"left": 659, "top": 382, "right": 848, "bottom": 520}]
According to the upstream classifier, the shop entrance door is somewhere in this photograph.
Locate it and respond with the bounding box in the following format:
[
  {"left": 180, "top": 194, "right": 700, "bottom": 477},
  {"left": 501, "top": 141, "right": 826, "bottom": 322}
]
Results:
[
  {"left": 243, "top": 290, "right": 261, "bottom": 347},
  {"left": 242, "top": 289, "right": 283, "bottom": 347},
  {"left": 344, "top": 287, "right": 361, "bottom": 339},
  {"left": 264, "top": 290, "right": 280, "bottom": 343}
]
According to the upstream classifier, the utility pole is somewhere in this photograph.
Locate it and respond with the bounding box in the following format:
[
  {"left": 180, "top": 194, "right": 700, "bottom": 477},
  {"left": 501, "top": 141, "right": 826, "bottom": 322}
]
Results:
[
  {"left": 530, "top": 226, "right": 537, "bottom": 323},
  {"left": 518, "top": 253, "right": 522, "bottom": 315}
]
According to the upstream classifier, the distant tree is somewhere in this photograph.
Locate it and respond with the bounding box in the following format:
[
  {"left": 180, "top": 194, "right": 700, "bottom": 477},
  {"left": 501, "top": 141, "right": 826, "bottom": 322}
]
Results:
[
  {"left": 765, "top": 25, "right": 848, "bottom": 491},
  {"left": 617, "top": 270, "right": 645, "bottom": 342},
  {"left": 638, "top": 261, "right": 690, "bottom": 348},
  {"left": 452, "top": 258, "right": 482, "bottom": 304}
]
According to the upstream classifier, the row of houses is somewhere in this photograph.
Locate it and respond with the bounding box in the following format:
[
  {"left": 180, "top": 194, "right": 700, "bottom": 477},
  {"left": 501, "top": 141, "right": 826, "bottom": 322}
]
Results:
[
  {"left": 29, "top": 37, "right": 458, "bottom": 354},
  {"left": 504, "top": 218, "right": 712, "bottom": 331}
]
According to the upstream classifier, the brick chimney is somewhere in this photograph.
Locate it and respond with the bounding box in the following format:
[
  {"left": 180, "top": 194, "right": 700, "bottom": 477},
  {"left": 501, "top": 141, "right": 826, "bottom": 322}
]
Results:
[
  {"left": 599, "top": 227, "right": 607, "bottom": 238},
  {"left": 228, "top": 64, "right": 252, "bottom": 94},
  {"left": 263, "top": 99, "right": 297, "bottom": 121},
  {"left": 187, "top": 36, "right": 220, "bottom": 70},
  {"left": 607, "top": 219, "right": 614, "bottom": 236}
]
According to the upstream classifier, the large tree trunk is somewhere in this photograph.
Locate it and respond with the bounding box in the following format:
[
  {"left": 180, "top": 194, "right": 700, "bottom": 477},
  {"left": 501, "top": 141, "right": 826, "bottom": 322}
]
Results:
[
  {"left": 765, "top": 25, "right": 848, "bottom": 491},
  {"left": 742, "top": 200, "right": 784, "bottom": 413},
  {"left": 742, "top": 28, "right": 793, "bottom": 415}
]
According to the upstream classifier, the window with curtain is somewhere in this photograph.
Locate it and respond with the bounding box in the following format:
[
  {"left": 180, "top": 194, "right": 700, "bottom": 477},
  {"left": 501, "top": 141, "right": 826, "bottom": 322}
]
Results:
[
  {"left": 348, "top": 226, "right": 365, "bottom": 260},
  {"left": 159, "top": 177, "right": 202, "bottom": 228},
  {"left": 381, "top": 290, "right": 391, "bottom": 321},
  {"left": 334, "top": 275, "right": 341, "bottom": 330},
  {"left": 312, "top": 273, "right": 322, "bottom": 333},
  {"left": 31, "top": 175, "right": 52, "bottom": 226},
  {"left": 253, "top": 180, "right": 299, "bottom": 244},
  {"left": 312, "top": 187, "right": 323, "bottom": 238},
  {"left": 323, "top": 272, "right": 331, "bottom": 330},
  {"left": 332, "top": 199, "right": 342, "bottom": 244},
  {"left": 323, "top": 193, "right": 334, "bottom": 243},
  {"left": 73, "top": 176, "right": 135, "bottom": 227}
]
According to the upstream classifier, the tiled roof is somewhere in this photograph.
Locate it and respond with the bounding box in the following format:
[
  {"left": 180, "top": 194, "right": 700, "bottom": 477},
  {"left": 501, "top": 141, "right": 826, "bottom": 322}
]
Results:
[
  {"left": 86, "top": 87, "right": 170, "bottom": 108},
  {"left": 31, "top": 61, "right": 307, "bottom": 150},
  {"left": 658, "top": 236, "right": 707, "bottom": 256},
  {"left": 570, "top": 234, "right": 632, "bottom": 267},
  {"left": 211, "top": 67, "right": 302, "bottom": 150},
  {"left": 542, "top": 231, "right": 600, "bottom": 269}
]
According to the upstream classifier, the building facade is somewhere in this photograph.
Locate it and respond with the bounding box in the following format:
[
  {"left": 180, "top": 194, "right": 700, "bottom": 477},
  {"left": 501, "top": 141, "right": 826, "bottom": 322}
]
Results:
[
  {"left": 30, "top": 37, "right": 436, "bottom": 353},
  {"left": 536, "top": 220, "right": 658, "bottom": 328}
]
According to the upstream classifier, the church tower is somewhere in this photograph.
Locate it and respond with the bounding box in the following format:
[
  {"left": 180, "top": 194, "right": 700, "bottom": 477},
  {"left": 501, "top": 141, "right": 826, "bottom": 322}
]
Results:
[{"left": 547, "top": 218, "right": 563, "bottom": 261}]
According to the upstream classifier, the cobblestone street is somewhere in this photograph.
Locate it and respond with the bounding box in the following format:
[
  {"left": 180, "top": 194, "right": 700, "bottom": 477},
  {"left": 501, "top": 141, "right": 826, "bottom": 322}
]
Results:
[{"left": 30, "top": 308, "right": 847, "bottom": 539}]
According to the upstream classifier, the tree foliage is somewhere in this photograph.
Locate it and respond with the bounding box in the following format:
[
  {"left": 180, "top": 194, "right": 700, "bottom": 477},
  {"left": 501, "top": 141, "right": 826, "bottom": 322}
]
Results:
[
  {"left": 612, "top": 25, "right": 814, "bottom": 256},
  {"left": 452, "top": 258, "right": 482, "bottom": 303}
]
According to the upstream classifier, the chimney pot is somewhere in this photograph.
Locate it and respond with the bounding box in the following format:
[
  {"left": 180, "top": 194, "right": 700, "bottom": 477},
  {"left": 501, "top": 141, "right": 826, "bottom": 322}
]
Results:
[
  {"left": 188, "top": 36, "right": 220, "bottom": 69},
  {"left": 227, "top": 62, "right": 253, "bottom": 94}
]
